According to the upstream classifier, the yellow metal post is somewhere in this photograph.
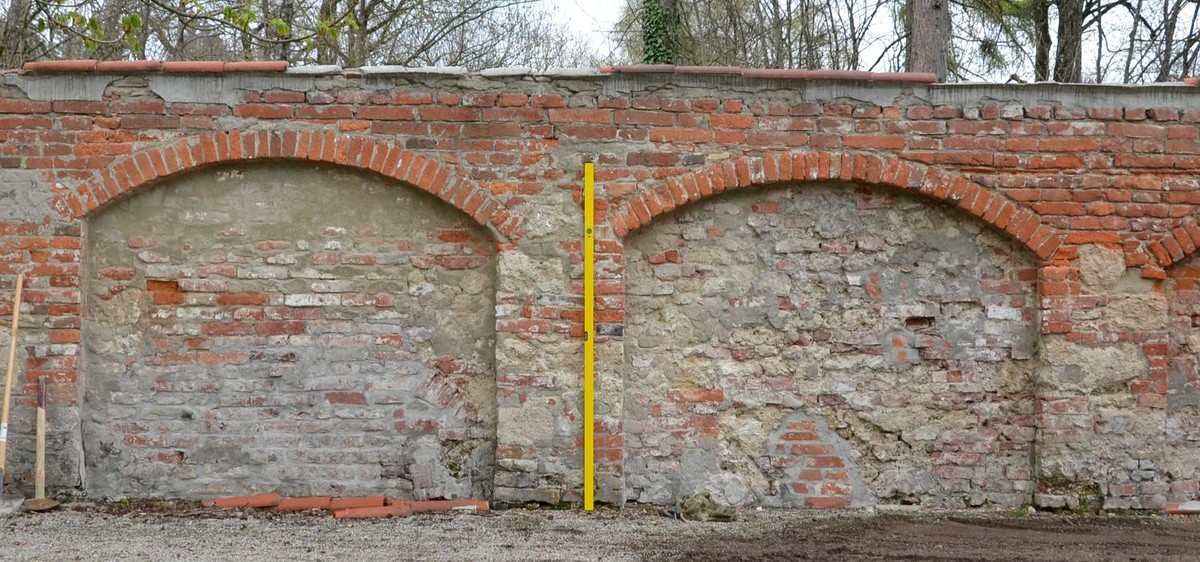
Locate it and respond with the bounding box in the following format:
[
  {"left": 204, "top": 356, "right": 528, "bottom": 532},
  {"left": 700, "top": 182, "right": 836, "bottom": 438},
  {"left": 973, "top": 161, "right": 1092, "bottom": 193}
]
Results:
[{"left": 583, "top": 162, "right": 596, "bottom": 511}]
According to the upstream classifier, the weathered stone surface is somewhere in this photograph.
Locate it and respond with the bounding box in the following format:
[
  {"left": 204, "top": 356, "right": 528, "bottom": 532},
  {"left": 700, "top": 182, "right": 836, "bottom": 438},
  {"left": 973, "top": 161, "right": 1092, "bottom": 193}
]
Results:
[
  {"left": 82, "top": 163, "right": 497, "bottom": 499},
  {"left": 624, "top": 183, "right": 1039, "bottom": 508},
  {"left": 1039, "top": 339, "right": 1148, "bottom": 394},
  {"left": 1103, "top": 294, "right": 1169, "bottom": 332},
  {"left": 1161, "top": 255, "right": 1200, "bottom": 505},
  {"left": 1078, "top": 245, "right": 1127, "bottom": 293},
  {"left": 0, "top": 169, "right": 55, "bottom": 222}
]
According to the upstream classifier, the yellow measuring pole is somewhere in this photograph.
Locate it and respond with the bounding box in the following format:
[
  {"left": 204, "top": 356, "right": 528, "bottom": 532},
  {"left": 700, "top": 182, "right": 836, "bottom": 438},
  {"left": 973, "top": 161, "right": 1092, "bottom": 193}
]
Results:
[{"left": 583, "top": 162, "right": 596, "bottom": 511}]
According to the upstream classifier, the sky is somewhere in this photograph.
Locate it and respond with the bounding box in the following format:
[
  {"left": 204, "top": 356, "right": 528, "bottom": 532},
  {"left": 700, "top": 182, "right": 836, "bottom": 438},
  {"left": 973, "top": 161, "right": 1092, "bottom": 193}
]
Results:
[{"left": 551, "top": 0, "right": 626, "bottom": 54}]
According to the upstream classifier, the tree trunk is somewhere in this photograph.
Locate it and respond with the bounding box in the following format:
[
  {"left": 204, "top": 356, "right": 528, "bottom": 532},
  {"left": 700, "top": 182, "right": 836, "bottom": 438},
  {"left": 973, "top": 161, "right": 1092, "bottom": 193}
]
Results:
[
  {"left": 661, "top": 0, "right": 682, "bottom": 64},
  {"left": 1158, "top": 0, "right": 1181, "bottom": 82},
  {"left": 906, "top": 0, "right": 950, "bottom": 80},
  {"left": 279, "top": 0, "right": 295, "bottom": 62},
  {"left": 1053, "top": 0, "right": 1084, "bottom": 82},
  {"left": 1, "top": 0, "right": 32, "bottom": 67},
  {"left": 1032, "top": 0, "right": 1051, "bottom": 81},
  {"left": 316, "top": 0, "right": 338, "bottom": 65}
]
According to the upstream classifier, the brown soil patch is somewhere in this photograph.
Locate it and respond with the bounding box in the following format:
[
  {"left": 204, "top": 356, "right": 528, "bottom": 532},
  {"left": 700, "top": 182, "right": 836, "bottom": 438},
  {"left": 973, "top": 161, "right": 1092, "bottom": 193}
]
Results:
[{"left": 643, "top": 513, "right": 1200, "bottom": 561}]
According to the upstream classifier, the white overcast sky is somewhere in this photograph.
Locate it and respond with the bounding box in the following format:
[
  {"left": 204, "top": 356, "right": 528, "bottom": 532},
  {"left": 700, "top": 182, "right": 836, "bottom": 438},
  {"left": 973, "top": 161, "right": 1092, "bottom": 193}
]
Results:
[{"left": 551, "top": 0, "right": 626, "bottom": 52}]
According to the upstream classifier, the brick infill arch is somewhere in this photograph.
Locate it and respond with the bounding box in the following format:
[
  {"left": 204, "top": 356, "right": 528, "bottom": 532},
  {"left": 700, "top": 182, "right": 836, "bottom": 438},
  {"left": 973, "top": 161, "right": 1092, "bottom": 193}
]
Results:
[
  {"left": 51, "top": 129, "right": 518, "bottom": 241},
  {"left": 609, "top": 150, "right": 1061, "bottom": 260},
  {"left": 1147, "top": 223, "right": 1200, "bottom": 273}
]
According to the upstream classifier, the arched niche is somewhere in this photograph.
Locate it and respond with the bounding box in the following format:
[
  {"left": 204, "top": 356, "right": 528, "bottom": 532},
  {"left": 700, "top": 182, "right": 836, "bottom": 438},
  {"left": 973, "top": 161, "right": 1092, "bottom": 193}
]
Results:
[
  {"left": 622, "top": 181, "right": 1039, "bottom": 508},
  {"left": 82, "top": 161, "right": 498, "bottom": 499}
]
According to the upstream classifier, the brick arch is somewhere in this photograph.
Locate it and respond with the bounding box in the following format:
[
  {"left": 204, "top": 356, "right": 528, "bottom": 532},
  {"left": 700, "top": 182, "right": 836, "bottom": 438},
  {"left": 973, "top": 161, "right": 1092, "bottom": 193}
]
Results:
[
  {"left": 53, "top": 129, "right": 518, "bottom": 241},
  {"left": 610, "top": 150, "right": 1061, "bottom": 260},
  {"left": 1147, "top": 223, "right": 1200, "bottom": 273}
]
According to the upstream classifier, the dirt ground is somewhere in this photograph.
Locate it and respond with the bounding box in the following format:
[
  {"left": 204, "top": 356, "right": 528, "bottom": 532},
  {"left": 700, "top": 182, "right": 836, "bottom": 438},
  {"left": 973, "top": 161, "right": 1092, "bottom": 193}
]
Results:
[{"left": 4, "top": 502, "right": 1200, "bottom": 561}]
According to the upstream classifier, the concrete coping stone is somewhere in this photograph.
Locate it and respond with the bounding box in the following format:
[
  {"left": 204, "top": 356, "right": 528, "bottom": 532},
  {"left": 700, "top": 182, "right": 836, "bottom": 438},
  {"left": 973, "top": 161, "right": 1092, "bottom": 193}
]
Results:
[
  {"left": 359, "top": 65, "right": 468, "bottom": 76},
  {"left": 479, "top": 67, "right": 535, "bottom": 77},
  {"left": 602, "top": 64, "right": 939, "bottom": 83},
  {"left": 540, "top": 68, "right": 608, "bottom": 77},
  {"left": 285, "top": 65, "right": 344, "bottom": 75}
]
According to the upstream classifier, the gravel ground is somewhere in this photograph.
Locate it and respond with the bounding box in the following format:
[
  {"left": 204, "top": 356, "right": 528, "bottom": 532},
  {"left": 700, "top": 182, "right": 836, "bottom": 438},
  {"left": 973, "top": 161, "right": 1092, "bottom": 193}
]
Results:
[{"left": 5, "top": 502, "right": 1200, "bottom": 561}]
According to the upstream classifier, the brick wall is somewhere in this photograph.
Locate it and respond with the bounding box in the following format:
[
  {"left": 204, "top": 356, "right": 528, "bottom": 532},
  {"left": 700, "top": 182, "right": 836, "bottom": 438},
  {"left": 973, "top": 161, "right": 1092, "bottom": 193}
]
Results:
[{"left": 1, "top": 62, "right": 1200, "bottom": 509}]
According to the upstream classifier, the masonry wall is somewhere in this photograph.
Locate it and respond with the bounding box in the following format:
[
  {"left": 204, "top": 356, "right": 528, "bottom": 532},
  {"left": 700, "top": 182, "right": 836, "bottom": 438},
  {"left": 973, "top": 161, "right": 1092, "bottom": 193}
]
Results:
[
  {"left": 2, "top": 63, "right": 1200, "bottom": 509},
  {"left": 624, "top": 182, "right": 1038, "bottom": 508},
  {"left": 82, "top": 162, "right": 496, "bottom": 499}
]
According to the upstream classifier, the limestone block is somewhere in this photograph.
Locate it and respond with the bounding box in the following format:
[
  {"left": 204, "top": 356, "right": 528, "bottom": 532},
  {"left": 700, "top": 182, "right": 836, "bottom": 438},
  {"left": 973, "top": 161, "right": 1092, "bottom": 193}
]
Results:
[
  {"left": 1040, "top": 338, "right": 1148, "bottom": 394},
  {"left": 1078, "top": 245, "right": 1127, "bottom": 293},
  {"left": 1103, "top": 294, "right": 1168, "bottom": 332}
]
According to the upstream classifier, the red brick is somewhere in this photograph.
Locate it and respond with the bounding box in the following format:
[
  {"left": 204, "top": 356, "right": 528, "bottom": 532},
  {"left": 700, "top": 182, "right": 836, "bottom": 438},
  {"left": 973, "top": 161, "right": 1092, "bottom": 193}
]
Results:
[
  {"left": 203, "top": 492, "right": 282, "bottom": 508},
  {"left": 810, "top": 456, "right": 845, "bottom": 468},
  {"left": 329, "top": 496, "right": 387, "bottom": 510},
  {"left": 843, "top": 134, "right": 904, "bottom": 150},
  {"left": 255, "top": 321, "right": 306, "bottom": 336},
  {"left": 421, "top": 106, "right": 478, "bottom": 121},
  {"left": 806, "top": 496, "right": 851, "bottom": 509},
  {"left": 391, "top": 499, "right": 490, "bottom": 514},
  {"left": 202, "top": 322, "right": 254, "bottom": 336},
  {"left": 233, "top": 104, "right": 294, "bottom": 119},
  {"left": 0, "top": 99, "right": 51, "bottom": 114},
  {"left": 325, "top": 391, "right": 368, "bottom": 405},
  {"left": 667, "top": 389, "right": 724, "bottom": 402},
  {"left": 270, "top": 497, "right": 333, "bottom": 512},
  {"left": 296, "top": 105, "right": 354, "bottom": 119},
  {"left": 549, "top": 108, "right": 612, "bottom": 124},
  {"left": 333, "top": 504, "right": 413, "bottom": 519},
  {"left": 357, "top": 106, "right": 418, "bottom": 121}
]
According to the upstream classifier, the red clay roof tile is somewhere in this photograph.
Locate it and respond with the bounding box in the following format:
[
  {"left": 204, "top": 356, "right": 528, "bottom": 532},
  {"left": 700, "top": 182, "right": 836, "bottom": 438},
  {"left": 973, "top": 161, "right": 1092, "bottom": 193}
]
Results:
[{"left": 22, "top": 59, "right": 99, "bottom": 72}]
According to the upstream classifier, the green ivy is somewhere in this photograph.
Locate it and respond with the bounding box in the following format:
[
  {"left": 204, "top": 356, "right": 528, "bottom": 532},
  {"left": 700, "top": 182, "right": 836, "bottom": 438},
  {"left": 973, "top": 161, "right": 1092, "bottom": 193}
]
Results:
[{"left": 641, "top": 0, "right": 675, "bottom": 64}]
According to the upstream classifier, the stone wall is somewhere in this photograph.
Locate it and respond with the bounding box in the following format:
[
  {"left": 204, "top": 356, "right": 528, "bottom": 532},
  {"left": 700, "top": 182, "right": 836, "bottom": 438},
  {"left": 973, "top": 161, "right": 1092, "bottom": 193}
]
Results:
[
  {"left": 1164, "top": 254, "right": 1200, "bottom": 507},
  {"left": 624, "top": 182, "right": 1037, "bottom": 508},
  {"left": 1, "top": 63, "right": 1200, "bottom": 509}
]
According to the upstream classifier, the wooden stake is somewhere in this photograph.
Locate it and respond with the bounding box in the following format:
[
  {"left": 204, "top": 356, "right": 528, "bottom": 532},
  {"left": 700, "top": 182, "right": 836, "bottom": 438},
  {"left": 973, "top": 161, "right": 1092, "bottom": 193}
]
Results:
[
  {"left": 35, "top": 376, "right": 46, "bottom": 500},
  {"left": 0, "top": 273, "right": 24, "bottom": 491}
]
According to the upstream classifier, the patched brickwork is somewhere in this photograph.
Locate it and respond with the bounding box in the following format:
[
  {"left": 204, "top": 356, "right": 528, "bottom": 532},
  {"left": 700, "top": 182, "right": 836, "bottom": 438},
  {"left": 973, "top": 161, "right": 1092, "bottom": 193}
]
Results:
[
  {"left": 624, "top": 183, "right": 1038, "bottom": 508},
  {"left": 2, "top": 67, "right": 1200, "bottom": 509},
  {"left": 82, "top": 162, "right": 496, "bottom": 498},
  {"left": 1163, "top": 255, "right": 1200, "bottom": 508}
]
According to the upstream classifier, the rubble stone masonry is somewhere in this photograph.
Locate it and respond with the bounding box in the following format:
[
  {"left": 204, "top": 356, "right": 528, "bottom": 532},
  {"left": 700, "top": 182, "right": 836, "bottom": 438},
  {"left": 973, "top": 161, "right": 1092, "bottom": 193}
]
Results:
[{"left": 2, "top": 62, "right": 1200, "bottom": 510}]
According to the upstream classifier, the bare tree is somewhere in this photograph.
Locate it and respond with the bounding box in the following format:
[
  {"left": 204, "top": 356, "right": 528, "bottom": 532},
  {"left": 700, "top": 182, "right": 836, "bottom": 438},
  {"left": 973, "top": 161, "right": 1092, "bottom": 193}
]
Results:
[
  {"left": 12, "top": 0, "right": 598, "bottom": 69},
  {"left": 1054, "top": 0, "right": 1083, "bottom": 81},
  {"left": 1, "top": 0, "right": 40, "bottom": 68},
  {"left": 617, "top": 0, "right": 892, "bottom": 70}
]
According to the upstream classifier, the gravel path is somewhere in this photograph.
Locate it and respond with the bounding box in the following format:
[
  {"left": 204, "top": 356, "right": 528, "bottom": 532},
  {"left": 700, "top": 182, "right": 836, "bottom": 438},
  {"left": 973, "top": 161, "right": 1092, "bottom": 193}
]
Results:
[{"left": 5, "top": 503, "right": 1200, "bottom": 561}]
